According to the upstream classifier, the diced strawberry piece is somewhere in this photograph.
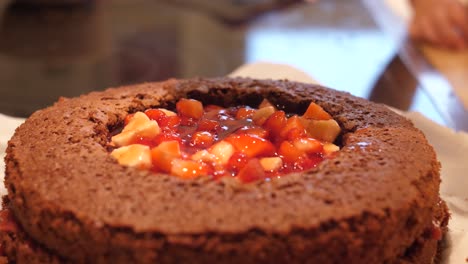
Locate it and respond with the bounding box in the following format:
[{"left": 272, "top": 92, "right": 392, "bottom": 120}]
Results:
[
  {"left": 197, "top": 119, "right": 221, "bottom": 132},
  {"left": 159, "top": 115, "right": 181, "bottom": 129},
  {"left": 303, "top": 102, "right": 332, "bottom": 120},
  {"left": 171, "top": 159, "right": 211, "bottom": 179},
  {"left": 236, "top": 107, "right": 256, "bottom": 119},
  {"left": 176, "top": 99, "right": 204, "bottom": 119},
  {"left": 238, "top": 127, "right": 269, "bottom": 139},
  {"left": 285, "top": 128, "right": 307, "bottom": 141},
  {"left": 279, "top": 141, "right": 306, "bottom": 163},
  {"left": 131, "top": 137, "right": 158, "bottom": 148},
  {"left": 191, "top": 131, "right": 214, "bottom": 147},
  {"left": 263, "top": 111, "right": 287, "bottom": 141},
  {"left": 237, "top": 158, "right": 266, "bottom": 183},
  {"left": 124, "top": 113, "right": 135, "bottom": 125},
  {"left": 145, "top": 109, "right": 166, "bottom": 122},
  {"left": 226, "top": 152, "right": 249, "bottom": 172},
  {"left": 297, "top": 154, "right": 323, "bottom": 170},
  {"left": 151, "top": 141, "right": 181, "bottom": 172},
  {"left": 293, "top": 137, "right": 323, "bottom": 154},
  {"left": 226, "top": 134, "right": 275, "bottom": 158},
  {"left": 153, "top": 132, "right": 182, "bottom": 145},
  {"left": 280, "top": 115, "right": 306, "bottom": 139}
]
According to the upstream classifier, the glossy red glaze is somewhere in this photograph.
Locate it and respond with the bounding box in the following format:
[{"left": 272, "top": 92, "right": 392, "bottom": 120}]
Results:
[{"left": 119, "top": 99, "right": 336, "bottom": 182}]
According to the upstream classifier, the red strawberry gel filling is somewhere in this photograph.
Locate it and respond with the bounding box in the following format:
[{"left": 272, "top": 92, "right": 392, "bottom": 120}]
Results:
[{"left": 110, "top": 99, "right": 341, "bottom": 183}]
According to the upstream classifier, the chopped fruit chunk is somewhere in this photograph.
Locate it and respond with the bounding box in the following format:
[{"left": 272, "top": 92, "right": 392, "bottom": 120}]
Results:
[
  {"left": 151, "top": 141, "right": 181, "bottom": 172},
  {"left": 279, "top": 141, "right": 306, "bottom": 163},
  {"left": 238, "top": 127, "right": 269, "bottom": 139},
  {"left": 171, "top": 159, "right": 210, "bottom": 179},
  {"left": 296, "top": 154, "right": 323, "bottom": 170},
  {"left": 263, "top": 111, "right": 287, "bottom": 141},
  {"left": 226, "top": 134, "right": 275, "bottom": 158},
  {"left": 111, "top": 144, "right": 152, "bottom": 169},
  {"left": 209, "top": 141, "right": 235, "bottom": 165},
  {"left": 124, "top": 112, "right": 159, "bottom": 133},
  {"left": 280, "top": 115, "right": 305, "bottom": 139},
  {"left": 112, "top": 112, "right": 161, "bottom": 146},
  {"left": 303, "top": 102, "right": 332, "bottom": 120},
  {"left": 323, "top": 143, "right": 340, "bottom": 155},
  {"left": 131, "top": 137, "right": 157, "bottom": 148},
  {"left": 159, "top": 116, "right": 181, "bottom": 129},
  {"left": 226, "top": 152, "right": 249, "bottom": 172},
  {"left": 145, "top": 109, "right": 181, "bottom": 129},
  {"left": 204, "top": 104, "right": 224, "bottom": 112},
  {"left": 112, "top": 98, "right": 341, "bottom": 183},
  {"left": 191, "top": 150, "right": 216, "bottom": 163},
  {"left": 191, "top": 131, "right": 214, "bottom": 147},
  {"left": 237, "top": 158, "right": 266, "bottom": 183},
  {"left": 252, "top": 106, "right": 275, "bottom": 125},
  {"left": 153, "top": 132, "right": 181, "bottom": 145},
  {"left": 112, "top": 131, "right": 137, "bottom": 147},
  {"left": 285, "top": 128, "right": 307, "bottom": 141},
  {"left": 197, "top": 119, "right": 221, "bottom": 132},
  {"left": 158, "top": 108, "right": 176, "bottom": 116},
  {"left": 258, "top": 99, "right": 274, "bottom": 109},
  {"left": 145, "top": 109, "right": 166, "bottom": 122},
  {"left": 176, "top": 98, "right": 204, "bottom": 119},
  {"left": 302, "top": 119, "right": 340, "bottom": 143},
  {"left": 236, "top": 107, "right": 256, "bottom": 120},
  {"left": 293, "top": 138, "right": 323, "bottom": 153},
  {"left": 260, "top": 157, "right": 283, "bottom": 172}
]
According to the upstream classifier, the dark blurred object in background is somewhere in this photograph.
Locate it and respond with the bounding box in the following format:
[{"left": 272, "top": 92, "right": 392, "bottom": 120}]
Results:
[
  {"left": 0, "top": 1, "right": 111, "bottom": 117},
  {"left": 163, "top": 0, "right": 300, "bottom": 23},
  {"left": 0, "top": 2, "right": 105, "bottom": 60},
  {"left": 12, "top": 0, "right": 95, "bottom": 6},
  {"left": 0, "top": 0, "right": 450, "bottom": 129}
]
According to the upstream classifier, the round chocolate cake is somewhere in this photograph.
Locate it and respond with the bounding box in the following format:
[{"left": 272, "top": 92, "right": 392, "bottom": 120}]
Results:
[{"left": 1, "top": 78, "right": 449, "bottom": 263}]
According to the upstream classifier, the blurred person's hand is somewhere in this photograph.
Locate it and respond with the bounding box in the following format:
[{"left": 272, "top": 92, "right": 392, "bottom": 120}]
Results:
[{"left": 410, "top": 0, "right": 468, "bottom": 50}]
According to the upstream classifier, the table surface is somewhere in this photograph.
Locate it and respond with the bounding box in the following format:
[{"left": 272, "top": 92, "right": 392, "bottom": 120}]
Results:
[{"left": 0, "top": 0, "right": 465, "bottom": 131}]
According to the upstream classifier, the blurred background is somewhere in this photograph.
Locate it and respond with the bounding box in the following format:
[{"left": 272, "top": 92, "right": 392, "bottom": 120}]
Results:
[{"left": 0, "top": 0, "right": 466, "bottom": 131}]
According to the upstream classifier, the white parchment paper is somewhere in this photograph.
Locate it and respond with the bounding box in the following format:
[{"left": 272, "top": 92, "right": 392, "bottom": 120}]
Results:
[{"left": 1, "top": 62, "right": 466, "bottom": 262}]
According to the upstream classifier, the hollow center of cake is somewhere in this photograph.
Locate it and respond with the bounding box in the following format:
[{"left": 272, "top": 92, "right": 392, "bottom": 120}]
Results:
[{"left": 109, "top": 98, "right": 341, "bottom": 183}]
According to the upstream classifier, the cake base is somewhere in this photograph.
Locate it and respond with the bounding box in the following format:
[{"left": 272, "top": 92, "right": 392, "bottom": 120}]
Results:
[{"left": 0, "top": 199, "right": 449, "bottom": 264}]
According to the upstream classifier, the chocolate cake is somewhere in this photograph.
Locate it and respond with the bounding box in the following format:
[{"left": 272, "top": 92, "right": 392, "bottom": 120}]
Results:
[{"left": 1, "top": 77, "right": 449, "bottom": 263}]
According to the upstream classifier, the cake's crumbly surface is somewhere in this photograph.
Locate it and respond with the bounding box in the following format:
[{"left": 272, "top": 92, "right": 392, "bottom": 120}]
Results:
[{"left": 1, "top": 78, "right": 447, "bottom": 263}]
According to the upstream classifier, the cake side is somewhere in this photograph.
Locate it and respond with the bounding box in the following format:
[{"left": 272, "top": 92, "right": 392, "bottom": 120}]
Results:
[
  {"left": 0, "top": 198, "right": 450, "bottom": 263},
  {"left": 2, "top": 77, "right": 444, "bottom": 263}
]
